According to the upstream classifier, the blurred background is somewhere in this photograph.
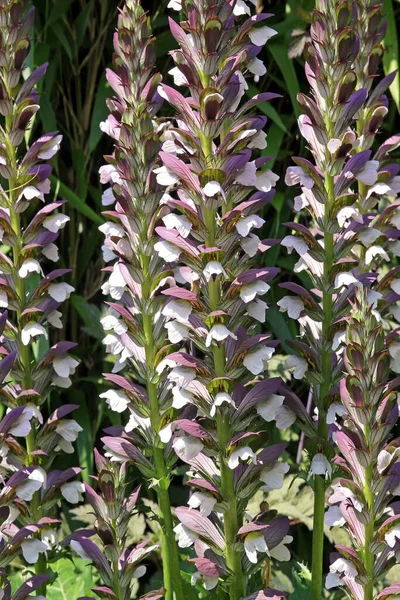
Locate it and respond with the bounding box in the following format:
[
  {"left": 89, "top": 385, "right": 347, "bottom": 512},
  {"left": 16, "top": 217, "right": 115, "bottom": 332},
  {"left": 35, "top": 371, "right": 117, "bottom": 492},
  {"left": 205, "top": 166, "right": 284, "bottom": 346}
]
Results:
[{"left": 21, "top": 0, "right": 400, "bottom": 596}]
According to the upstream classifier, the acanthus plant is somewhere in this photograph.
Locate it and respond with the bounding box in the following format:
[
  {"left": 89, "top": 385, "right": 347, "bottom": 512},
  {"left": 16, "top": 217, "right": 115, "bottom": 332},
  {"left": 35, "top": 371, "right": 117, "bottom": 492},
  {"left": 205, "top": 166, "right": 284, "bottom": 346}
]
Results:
[
  {"left": 0, "top": 0, "right": 84, "bottom": 595},
  {"left": 152, "top": 0, "right": 293, "bottom": 598},
  {"left": 278, "top": 0, "right": 400, "bottom": 598},
  {"left": 324, "top": 291, "right": 400, "bottom": 600},
  {"left": 71, "top": 450, "right": 162, "bottom": 600},
  {"left": 97, "top": 1, "right": 185, "bottom": 599}
]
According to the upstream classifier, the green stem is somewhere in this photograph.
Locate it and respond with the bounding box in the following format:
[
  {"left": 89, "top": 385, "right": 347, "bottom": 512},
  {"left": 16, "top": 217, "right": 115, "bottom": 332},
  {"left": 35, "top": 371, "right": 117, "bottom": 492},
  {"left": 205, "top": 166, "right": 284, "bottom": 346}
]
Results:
[
  {"left": 310, "top": 169, "right": 334, "bottom": 600},
  {"left": 142, "top": 261, "right": 183, "bottom": 600},
  {"left": 363, "top": 425, "right": 375, "bottom": 600}
]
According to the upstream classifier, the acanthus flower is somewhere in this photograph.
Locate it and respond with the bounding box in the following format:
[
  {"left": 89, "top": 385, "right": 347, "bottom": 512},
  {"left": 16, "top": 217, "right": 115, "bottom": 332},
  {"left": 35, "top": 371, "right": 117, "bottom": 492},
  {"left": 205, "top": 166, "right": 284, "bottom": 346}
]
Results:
[{"left": 156, "top": 2, "right": 290, "bottom": 598}]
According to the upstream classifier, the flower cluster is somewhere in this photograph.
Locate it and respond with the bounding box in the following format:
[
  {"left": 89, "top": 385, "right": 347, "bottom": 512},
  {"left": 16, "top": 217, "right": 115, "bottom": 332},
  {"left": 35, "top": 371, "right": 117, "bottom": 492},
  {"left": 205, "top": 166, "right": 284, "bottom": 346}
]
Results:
[
  {"left": 72, "top": 450, "right": 162, "bottom": 600},
  {"left": 278, "top": 0, "right": 400, "bottom": 597},
  {"left": 98, "top": 1, "right": 184, "bottom": 597},
  {"left": 151, "top": 0, "right": 291, "bottom": 597},
  {"left": 0, "top": 0, "right": 81, "bottom": 593},
  {"left": 324, "top": 291, "right": 400, "bottom": 600}
]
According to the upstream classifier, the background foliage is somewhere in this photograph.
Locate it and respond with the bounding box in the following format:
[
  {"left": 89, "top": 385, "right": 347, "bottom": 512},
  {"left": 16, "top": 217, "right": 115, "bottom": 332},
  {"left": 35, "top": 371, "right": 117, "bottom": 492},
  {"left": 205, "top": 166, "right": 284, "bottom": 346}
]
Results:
[{"left": 17, "top": 0, "right": 400, "bottom": 596}]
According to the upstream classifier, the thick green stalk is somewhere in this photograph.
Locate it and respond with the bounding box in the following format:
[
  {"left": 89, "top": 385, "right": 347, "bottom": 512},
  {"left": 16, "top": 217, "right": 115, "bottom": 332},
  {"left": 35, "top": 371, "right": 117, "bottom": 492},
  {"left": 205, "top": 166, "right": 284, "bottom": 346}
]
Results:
[
  {"left": 142, "top": 260, "right": 184, "bottom": 600},
  {"left": 310, "top": 169, "right": 335, "bottom": 600},
  {"left": 363, "top": 425, "right": 375, "bottom": 600},
  {"left": 206, "top": 231, "right": 246, "bottom": 600}
]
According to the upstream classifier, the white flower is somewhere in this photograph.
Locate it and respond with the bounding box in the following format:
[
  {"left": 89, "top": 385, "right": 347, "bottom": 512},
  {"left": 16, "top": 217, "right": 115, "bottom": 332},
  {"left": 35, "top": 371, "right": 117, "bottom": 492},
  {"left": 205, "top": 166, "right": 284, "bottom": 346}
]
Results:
[
  {"left": 210, "top": 392, "right": 234, "bottom": 417},
  {"left": 203, "top": 180, "right": 224, "bottom": 198},
  {"left": 162, "top": 299, "right": 192, "bottom": 321},
  {"left": 327, "top": 138, "right": 342, "bottom": 154},
  {"left": 285, "top": 166, "right": 314, "bottom": 189},
  {"left": 125, "top": 411, "right": 151, "bottom": 433},
  {"left": 310, "top": 453, "right": 332, "bottom": 479},
  {"left": 356, "top": 160, "right": 379, "bottom": 186},
  {"left": 101, "top": 314, "right": 127, "bottom": 335},
  {"left": 244, "top": 346, "right": 275, "bottom": 375},
  {"left": 153, "top": 165, "right": 179, "bottom": 186},
  {"left": 332, "top": 331, "right": 346, "bottom": 353},
  {"left": 56, "top": 419, "right": 83, "bottom": 442},
  {"left": 159, "top": 423, "right": 174, "bottom": 444},
  {"left": 162, "top": 213, "right": 192, "bottom": 238},
  {"left": 327, "top": 402, "right": 346, "bottom": 424},
  {"left": 377, "top": 449, "right": 392, "bottom": 474},
  {"left": 244, "top": 532, "right": 267, "bottom": 564},
  {"left": 240, "top": 233, "right": 260, "bottom": 257},
  {"left": 275, "top": 405, "right": 296, "bottom": 429},
  {"left": 21, "top": 322, "right": 48, "bottom": 346},
  {"left": 236, "top": 215, "right": 265, "bottom": 237},
  {"left": 154, "top": 240, "right": 181, "bottom": 263},
  {"left": 256, "top": 394, "right": 285, "bottom": 422},
  {"left": 391, "top": 280, "right": 400, "bottom": 295},
  {"left": 385, "top": 526, "right": 400, "bottom": 548},
  {"left": 233, "top": 0, "right": 251, "bottom": 15},
  {"left": 277, "top": 296, "right": 305, "bottom": 319},
  {"left": 334, "top": 272, "right": 359, "bottom": 289},
  {"left": 100, "top": 389, "right": 130, "bottom": 413},
  {"left": 326, "top": 558, "right": 358, "bottom": 589},
  {"left": 0, "top": 289, "right": 7, "bottom": 308},
  {"left": 188, "top": 491, "right": 217, "bottom": 517},
  {"left": 21, "top": 539, "right": 48, "bottom": 564},
  {"left": 228, "top": 446, "right": 257, "bottom": 469},
  {"left": 168, "top": 366, "right": 196, "bottom": 388},
  {"left": 247, "top": 298, "right": 268, "bottom": 322},
  {"left": 294, "top": 193, "right": 309, "bottom": 211},
  {"left": 165, "top": 320, "right": 190, "bottom": 343},
  {"left": 61, "top": 481, "right": 85, "bottom": 504},
  {"left": 18, "top": 258, "right": 43, "bottom": 279},
  {"left": 205, "top": 324, "right": 237, "bottom": 347},
  {"left": 42, "top": 243, "right": 59, "bottom": 262},
  {"left": 203, "top": 261, "right": 228, "bottom": 281},
  {"left": 256, "top": 169, "right": 279, "bottom": 192},
  {"left": 103, "top": 263, "right": 126, "bottom": 300},
  {"left": 43, "top": 213, "right": 70, "bottom": 233},
  {"left": 48, "top": 282, "right": 75, "bottom": 302},
  {"left": 285, "top": 355, "right": 308, "bottom": 379},
  {"left": 337, "top": 206, "right": 363, "bottom": 228},
  {"left": 174, "top": 523, "right": 197, "bottom": 548},
  {"left": 260, "top": 461, "right": 289, "bottom": 492},
  {"left": 270, "top": 535, "right": 292, "bottom": 561},
  {"left": 191, "top": 571, "right": 219, "bottom": 591},
  {"left": 17, "top": 469, "right": 46, "bottom": 501},
  {"left": 101, "top": 187, "right": 115, "bottom": 206},
  {"left": 53, "top": 356, "right": 79, "bottom": 378},
  {"left": 248, "top": 57, "right": 266, "bottom": 82},
  {"left": 173, "top": 435, "right": 203, "bottom": 462},
  {"left": 281, "top": 235, "right": 309, "bottom": 256},
  {"left": 367, "top": 290, "right": 382, "bottom": 308},
  {"left": 248, "top": 130, "right": 267, "bottom": 150},
  {"left": 249, "top": 26, "right": 277, "bottom": 46},
  {"left": 325, "top": 505, "right": 345, "bottom": 527},
  {"left": 99, "top": 221, "right": 124, "bottom": 238},
  {"left": 47, "top": 310, "right": 62, "bottom": 329},
  {"left": 172, "top": 386, "right": 193, "bottom": 409},
  {"left": 38, "top": 134, "right": 62, "bottom": 159},
  {"left": 365, "top": 245, "right": 390, "bottom": 265},
  {"left": 240, "top": 281, "right": 270, "bottom": 303},
  {"left": 8, "top": 407, "right": 34, "bottom": 437},
  {"left": 168, "top": 65, "right": 187, "bottom": 85}
]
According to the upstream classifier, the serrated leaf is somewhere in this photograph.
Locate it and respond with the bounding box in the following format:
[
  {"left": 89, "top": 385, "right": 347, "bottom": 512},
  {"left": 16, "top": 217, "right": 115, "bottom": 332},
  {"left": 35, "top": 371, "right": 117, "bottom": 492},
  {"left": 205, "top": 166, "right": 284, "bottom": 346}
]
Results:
[{"left": 47, "top": 557, "right": 94, "bottom": 600}]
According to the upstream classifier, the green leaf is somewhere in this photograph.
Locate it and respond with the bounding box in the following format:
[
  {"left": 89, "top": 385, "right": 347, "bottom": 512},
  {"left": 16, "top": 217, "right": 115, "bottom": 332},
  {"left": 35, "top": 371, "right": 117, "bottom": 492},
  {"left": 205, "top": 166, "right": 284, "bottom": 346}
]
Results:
[
  {"left": 263, "top": 122, "right": 286, "bottom": 168},
  {"left": 247, "top": 84, "right": 288, "bottom": 133},
  {"left": 70, "top": 294, "right": 105, "bottom": 340},
  {"left": 89, "top": 73, "right": 110, "bottom": 154},
  {"left": 267, "top": 40, "right": 301, "bottom": 117},
  {"left": 74, "top": 0, "right": 94, "bottom": 55},
  {"left": 383, "top": 0, "right": 400, "bottom": 110},
  {"left": 46, "top": 0, "right": 74, "bottom": 27},
  {"left": 47, "top": 557, "right": 94, "bottom": 600},
  {"left": 51, "top": 22, "right": 73, "bottom": 63},
  {"left": 50, "top": 176, "right": 104, "bottom": 225}
]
